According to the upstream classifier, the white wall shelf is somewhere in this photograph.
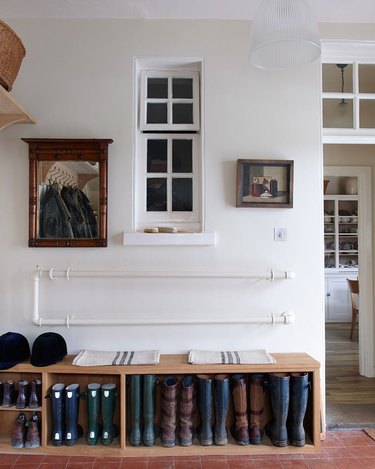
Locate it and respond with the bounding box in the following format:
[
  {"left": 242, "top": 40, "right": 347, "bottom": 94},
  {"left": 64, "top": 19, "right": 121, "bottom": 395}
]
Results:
[{"left": 123, "top": 231, "right": 216, "bottom": 246}]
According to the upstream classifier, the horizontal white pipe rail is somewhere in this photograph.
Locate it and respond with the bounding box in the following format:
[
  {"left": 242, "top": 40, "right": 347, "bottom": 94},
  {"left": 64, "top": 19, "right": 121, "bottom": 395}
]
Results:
[{"left": 32, "top": 266, "right": 295, "bottom": 327}]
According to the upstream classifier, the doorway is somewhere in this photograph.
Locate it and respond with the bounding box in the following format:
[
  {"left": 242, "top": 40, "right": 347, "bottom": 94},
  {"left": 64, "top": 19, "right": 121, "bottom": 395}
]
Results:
[{"left": 324, "top": 151, "right": 374, "bottom": 428}]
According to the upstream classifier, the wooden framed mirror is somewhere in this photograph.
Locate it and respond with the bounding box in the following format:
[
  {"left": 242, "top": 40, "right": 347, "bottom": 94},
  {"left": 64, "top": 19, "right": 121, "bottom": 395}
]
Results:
[{"left": 23, "top": 138, "right": 113, "bottom": 247}]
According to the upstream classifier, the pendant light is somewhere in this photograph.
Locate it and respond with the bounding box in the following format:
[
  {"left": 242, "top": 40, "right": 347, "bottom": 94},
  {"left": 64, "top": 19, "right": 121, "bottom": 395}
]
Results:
[
  {"left": 249, "top": 0, "right": 321, "bottom": 70},
  {"left": 336, "top": 64, "right": 348, "bottom": 105}
]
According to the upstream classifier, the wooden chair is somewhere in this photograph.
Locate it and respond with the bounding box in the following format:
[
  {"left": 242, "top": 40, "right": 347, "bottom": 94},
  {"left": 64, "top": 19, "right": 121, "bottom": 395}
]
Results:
[{"left": 347, "top": 278, "right": 359, "bottom": 340}]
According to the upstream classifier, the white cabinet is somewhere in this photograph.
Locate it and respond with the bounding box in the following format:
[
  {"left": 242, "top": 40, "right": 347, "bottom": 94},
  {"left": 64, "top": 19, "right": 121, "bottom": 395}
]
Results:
[
  {"left": 324, "top": 195, "right": 358, "bottom": 270},
  {"left": 325, "top": 273, "right": 357, "bottom": 322}
]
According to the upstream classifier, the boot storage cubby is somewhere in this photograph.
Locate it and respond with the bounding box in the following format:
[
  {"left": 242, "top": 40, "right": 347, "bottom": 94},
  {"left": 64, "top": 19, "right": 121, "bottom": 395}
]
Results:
[
  {"left": 0, "top": 371, "right": 42, "bottom": 447},
  {"left": 0, "top": 353, "right": 320, "bottom": 457}
]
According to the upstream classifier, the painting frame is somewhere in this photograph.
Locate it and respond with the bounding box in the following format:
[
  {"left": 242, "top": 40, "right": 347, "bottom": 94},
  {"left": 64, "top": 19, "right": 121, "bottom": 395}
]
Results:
[{"left": 236, "top": 159, "right": 294, "bottom": 208}]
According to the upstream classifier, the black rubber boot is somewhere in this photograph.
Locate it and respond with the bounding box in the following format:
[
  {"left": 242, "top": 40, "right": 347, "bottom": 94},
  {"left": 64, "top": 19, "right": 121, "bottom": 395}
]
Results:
[{"left": 2, "top": 380, "right": 16, "bottom": 407}]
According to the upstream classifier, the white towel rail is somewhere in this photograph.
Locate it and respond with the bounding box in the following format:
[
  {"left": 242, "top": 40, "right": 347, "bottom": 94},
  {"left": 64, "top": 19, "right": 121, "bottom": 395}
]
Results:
[{"left": 32, "top": 266, "right": 295, "bottom": 327}]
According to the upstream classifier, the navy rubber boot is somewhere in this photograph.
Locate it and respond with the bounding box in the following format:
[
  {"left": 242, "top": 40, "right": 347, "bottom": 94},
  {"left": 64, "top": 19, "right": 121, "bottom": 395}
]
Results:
[
  {"left": 64, "top": 383, "right": 83, "bottom": 446},
  {"left": 51, "top": 383, "right": 65, "bottom": 446},
  {"left": 265, "top": 373, "right": 290, "bottom": 447},
  {"left": 287, "top": 372, "right": 309, "bottom": 447},
  {"left": 197, "top": 374, "right": 213, "bottom": 446},
  {"left": 214, "top": 374, "right": 229, "bottom": 445}
]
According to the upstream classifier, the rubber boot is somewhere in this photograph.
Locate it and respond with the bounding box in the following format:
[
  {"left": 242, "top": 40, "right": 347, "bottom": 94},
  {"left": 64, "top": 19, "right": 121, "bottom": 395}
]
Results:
[
  {"left": 161, "top": 375, "right": 178, "bottom": 447},
  {"left": 214, "top": 374, "right": 229, "bottom": 446},
  {"left": 197, "top": 374, "right": 213, "bottom": 446},
  {"left": 101, "top": 383, "right": 118, "bottom": 446},
  {"left": 0, "top": 381, "right": 3, "bottom": 405},
  {"left": 143, "top": 374, "right": 157, "bottom": 447},
  {"left": 28, "top": 380, "right": 42, "bottom": 409},
  {"left": 64, "top": 383, "right": 82, "bottom": 446},
  {"left": 249, "top": 374, "right": 265, "bottom": 444},
  {"left": 51, "top": 383, "right": 65, "bottom": 446},
  {"left": 87, "top": 383, "right": 101, "bottom": 445},
  {"left": 231, "top": 374, "right": 249, "bottom": 445},
  {"left": 16, "top": 380, "right": 29, "bottom": 409},
  {"left": 129, "top": 375, "right": 142, "bottom": 447},
  {"left": 287, "top": 372, "right": 309, "bottom": 447},
  {"left": 265, "top": 373, "right": 290, "bottom": 447},
  {"left": 179, "top": 375, "right": 195, "bottom": 447},
  {"left": 12, "top": 412, "right": 26, "bottom": 448},
  {"left": 2, "top": 380, "right": 16, "bottom": 407},
  {"left": 25, "top": 413, "right": 40, "bottom": 448}
]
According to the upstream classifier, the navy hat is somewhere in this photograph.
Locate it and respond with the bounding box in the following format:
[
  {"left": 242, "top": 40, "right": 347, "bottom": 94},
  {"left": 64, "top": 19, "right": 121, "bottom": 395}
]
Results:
[
  {"left": 0, "top": 332, "right": 30, "bottom": 369},
  {"left": 31, "top": 332, "right": 67, "bottom": 367}
]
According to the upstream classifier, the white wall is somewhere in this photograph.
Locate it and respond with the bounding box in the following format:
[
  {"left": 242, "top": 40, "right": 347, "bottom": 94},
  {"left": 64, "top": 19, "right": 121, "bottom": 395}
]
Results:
[{"left": 0, "top": 19, "right": 325, "bottom": 361}]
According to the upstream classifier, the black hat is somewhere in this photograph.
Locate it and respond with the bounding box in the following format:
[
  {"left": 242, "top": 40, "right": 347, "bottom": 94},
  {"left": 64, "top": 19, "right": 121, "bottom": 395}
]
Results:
[
  {"left": 31, "top": 332, "right": 67, "bottom": 367},
  {"left": 0, "top": 332, "right": 30, "bottom": 369}
]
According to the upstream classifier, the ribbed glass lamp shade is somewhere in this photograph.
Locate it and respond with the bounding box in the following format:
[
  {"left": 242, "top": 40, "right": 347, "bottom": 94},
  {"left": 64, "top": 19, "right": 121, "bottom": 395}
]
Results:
[{"left": 249, "top": 0, "right": 321, "bottom": 70}]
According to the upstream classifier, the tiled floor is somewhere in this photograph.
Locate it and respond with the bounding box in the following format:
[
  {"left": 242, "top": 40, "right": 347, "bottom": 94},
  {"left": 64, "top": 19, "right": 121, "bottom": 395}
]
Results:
[{"left": 2, "top": 431, "right": 375, "bottom": 469}]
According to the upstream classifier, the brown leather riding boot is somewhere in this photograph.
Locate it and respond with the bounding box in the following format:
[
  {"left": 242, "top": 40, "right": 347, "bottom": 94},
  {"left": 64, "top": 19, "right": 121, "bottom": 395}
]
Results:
[
  {"left": 249, "top": 374, "right": 265, "bottom": 444},
  {"left": 179, "top": 375, "right": 195, "bottom": 446},
  {"left": 25, "top": 413, "right": 41, "bottom": 448},
  {"left": 160, "top": 375, "right": 178, "bottom": 447},
  {"left": 231, "top": 374, "right": 249, "bottom": 445},
  {"left": 12, "top": 412, "right": 26, "bottom": 448},
  {"left": 16, "top": 380, "right": 29, "bottom": 409}
]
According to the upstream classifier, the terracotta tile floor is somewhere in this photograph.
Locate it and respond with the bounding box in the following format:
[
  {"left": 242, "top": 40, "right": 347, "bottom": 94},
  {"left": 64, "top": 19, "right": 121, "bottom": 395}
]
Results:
[{"left": 2, "top": 431, "right": 375, "bottom": 468}]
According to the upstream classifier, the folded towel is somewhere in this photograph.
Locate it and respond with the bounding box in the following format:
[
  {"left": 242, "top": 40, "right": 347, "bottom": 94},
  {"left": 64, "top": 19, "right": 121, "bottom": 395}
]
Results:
[
  {"left": 72, "top": 349, "right": 160, "bottom": 366},
  {"left": 188, "top": 349, "right": 276, "bottom": 365}
]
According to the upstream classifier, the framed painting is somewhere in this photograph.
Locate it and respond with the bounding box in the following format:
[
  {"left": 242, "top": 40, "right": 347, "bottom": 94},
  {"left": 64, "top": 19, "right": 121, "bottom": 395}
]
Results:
[{"left": 236, "top": 159, "right": 294, "bottom": 208}]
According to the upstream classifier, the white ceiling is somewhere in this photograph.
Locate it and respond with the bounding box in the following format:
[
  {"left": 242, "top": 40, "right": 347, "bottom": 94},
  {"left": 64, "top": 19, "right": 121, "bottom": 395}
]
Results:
[{"left": 0, "top": 0, "right": 375, "bottom": 23}]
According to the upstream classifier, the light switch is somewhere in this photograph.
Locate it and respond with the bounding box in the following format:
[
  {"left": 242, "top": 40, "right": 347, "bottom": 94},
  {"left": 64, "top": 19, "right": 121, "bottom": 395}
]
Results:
[{"left": 274, "top": 227, "right": 287, "bottom": 241}]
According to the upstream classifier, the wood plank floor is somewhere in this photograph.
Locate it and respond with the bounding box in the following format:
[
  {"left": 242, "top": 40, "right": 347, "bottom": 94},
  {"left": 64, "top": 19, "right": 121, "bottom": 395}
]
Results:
[{"left": 326, "top": 322, "right": 375, "bottom": 429}]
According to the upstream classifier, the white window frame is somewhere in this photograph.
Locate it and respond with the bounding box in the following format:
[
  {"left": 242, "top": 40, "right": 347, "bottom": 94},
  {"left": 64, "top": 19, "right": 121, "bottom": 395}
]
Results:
[
  {"left": 131, "top": 57, "right": 206, "bottom": 235},
  {"left": 322, "top": 41, "right": 375, "bottom": 144},
  {"left": 138, "top": 133, "right": 200, "bottom": 226},
  {"left": 140, "top": 70, "right": 200, "bottom": 132}
]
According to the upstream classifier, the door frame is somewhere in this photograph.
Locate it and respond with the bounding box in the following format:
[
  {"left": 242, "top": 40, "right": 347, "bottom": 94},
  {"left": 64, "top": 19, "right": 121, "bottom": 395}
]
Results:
[{"left": 324, "top": 165, "right": 373, "bottom": 377}]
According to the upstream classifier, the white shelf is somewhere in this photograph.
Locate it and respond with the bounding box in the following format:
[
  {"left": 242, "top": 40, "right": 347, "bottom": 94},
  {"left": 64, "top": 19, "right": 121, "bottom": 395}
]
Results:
[{"left": 123, "top": 231, "right": 216, "bottom": 246}]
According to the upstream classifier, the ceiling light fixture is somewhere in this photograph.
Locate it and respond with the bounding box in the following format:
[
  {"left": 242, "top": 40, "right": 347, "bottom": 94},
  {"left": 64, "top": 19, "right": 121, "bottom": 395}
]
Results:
[
  {"left": 336, "top": 64, "right": 348, "bottom": 105},
  {"left": 249, "top": 0, "right": 321, "bottom": 70}
]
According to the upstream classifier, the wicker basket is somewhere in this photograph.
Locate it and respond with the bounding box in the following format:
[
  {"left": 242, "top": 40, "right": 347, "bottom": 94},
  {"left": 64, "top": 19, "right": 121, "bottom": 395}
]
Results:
[{"left": 0, "top": 19, "right": 26, "bottom": 91}]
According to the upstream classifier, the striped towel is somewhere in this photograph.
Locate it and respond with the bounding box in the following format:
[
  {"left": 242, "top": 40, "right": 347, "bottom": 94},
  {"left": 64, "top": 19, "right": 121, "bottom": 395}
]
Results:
[
  {"left": 72, "top": 349, "right": 160, "bottom": 366},
  {"left": 188, "top": 349, "right": 276, "bottom": 365}
]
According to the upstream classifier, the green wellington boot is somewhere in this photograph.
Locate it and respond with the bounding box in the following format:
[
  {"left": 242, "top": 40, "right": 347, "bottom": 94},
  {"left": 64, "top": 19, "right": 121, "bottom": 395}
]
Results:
[
  {"left": 129, "top": 375, "right": 142, "bottom": 447},
  {"left": 101, "top": 383, "right": 119, "bottom": 446},
  {"left": 143, "top": 374, "right": 157, "bottom": 447},
  {"left": 87, "top": 383, "right": 101, "bottom": 445}
]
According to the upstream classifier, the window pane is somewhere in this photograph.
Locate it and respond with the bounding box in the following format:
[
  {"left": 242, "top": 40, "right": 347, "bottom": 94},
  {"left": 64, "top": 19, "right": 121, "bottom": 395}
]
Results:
[
  {"left": 172, "top": 178, "right": 192, "bottom": 211},
  {"left": 360, "top": 100, "right": 375, "bottom": 128},
  {"left": 322, "top": 64, "right": 353, "bottom": 93},
  {"left": 359, "top": 65, "right": 375, "bottom": 93},
  {"left": 147, "top": 178, "right": 167, "bottom": 211},
  {"left": 323, "top": 99, "right": 354, "bottom": 128},
  {"left": 172, "top": 103, "right": 193, "bottom": 124},
  {"left": 147, "top": 139, "right": 167, "bottom": 172},
  {"left": 147, "top": 78, "right": 168, "bottom": 98},
  {"left": 172, "top": 78, "right": 193, "bottom": 98},
  {"left": 172, "top": 139, "right": 193, "bottom": 173},
  {"left": 147, "top": 103, "right": 168, "bottom": 124}
]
